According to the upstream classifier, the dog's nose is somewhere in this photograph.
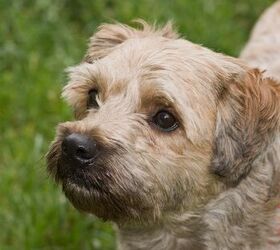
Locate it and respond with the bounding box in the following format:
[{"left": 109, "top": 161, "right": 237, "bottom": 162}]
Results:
[{"left": 61, "top": 133, "right": 97, "bottom": 162}]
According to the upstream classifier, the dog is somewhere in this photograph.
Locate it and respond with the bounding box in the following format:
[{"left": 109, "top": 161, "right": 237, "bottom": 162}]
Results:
[{"left": 47, "top": 2, "right": 280, "bottom": 249}]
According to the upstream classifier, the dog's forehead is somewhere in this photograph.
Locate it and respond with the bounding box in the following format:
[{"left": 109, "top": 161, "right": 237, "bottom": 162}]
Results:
[
  {"left": 93, "top": 38, "right": 212, "bottom": 96},
  {"left": 67, "top": 36, "right": 231, "bottom": 99},
  {"left": 97, "top": 38, "right": 174, "bottom": 82},
  {"left": 99, "top": 37, "right": 197, "bottom": 79}
]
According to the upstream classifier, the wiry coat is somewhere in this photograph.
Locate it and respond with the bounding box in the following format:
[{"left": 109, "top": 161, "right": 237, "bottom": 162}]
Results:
[{"left": 47, "top": 2, "right": 280, "bottom": 249}]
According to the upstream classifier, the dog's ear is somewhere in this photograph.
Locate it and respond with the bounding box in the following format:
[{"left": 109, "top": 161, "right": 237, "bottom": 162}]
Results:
[
  {"left": 84, "top": 21, "right": 178, "bottom": 62},
  {"left": 211, "top": 69, "right": 280, "bottom": 185}
]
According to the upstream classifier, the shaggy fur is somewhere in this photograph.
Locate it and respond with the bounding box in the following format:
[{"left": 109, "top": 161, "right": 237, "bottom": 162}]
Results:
[{"left": 47, "top": 2, "right": 280, "bottom": 249}]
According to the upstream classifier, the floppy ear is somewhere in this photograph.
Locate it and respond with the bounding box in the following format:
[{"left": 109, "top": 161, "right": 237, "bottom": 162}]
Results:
[
  {"left": 84, "top": 21, "right": 178, "bottom": 62},
  {"left": 211, "top": 69, "right": 280, "bottom": 185}
]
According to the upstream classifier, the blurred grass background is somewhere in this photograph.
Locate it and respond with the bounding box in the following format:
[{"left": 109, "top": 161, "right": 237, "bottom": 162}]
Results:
[{"left": 0, "top": 0, "right": 275, "bottom": 249}]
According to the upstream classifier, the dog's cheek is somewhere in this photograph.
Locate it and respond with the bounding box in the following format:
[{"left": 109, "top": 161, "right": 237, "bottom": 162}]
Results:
[
  {"left": 98, "top": 149, "right": 176, "bottom": 221},
  {"left": 127, "top": 131, "right": 209, "bottom": 211},
  {"left": 128, "top": 150, "right": 187, "bottom": 212},
  {"left": 66, "top": 150, "right": 165, "bottom": 222}
]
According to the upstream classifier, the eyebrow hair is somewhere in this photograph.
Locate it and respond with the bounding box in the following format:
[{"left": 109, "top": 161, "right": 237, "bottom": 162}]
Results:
[
  {"left": 65, "top": 63, "right": 111, "bottom": 95},
  {"left": 140, "top": 81, "right": 178, "bottom": 111}
]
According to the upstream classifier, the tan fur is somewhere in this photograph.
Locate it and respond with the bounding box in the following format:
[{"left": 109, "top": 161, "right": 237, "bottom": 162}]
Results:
[{"left": 47, "top": 4, "right": 280, "bottom": 249}]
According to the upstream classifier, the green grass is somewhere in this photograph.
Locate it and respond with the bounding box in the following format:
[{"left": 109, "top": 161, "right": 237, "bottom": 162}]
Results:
[{"left": 0, "top": 0, "right": 275, "bottom": 249}]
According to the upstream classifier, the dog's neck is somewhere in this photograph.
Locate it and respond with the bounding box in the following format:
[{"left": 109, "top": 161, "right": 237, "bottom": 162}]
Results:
[
  {"left": 117, "top": 143, "right": 280, "bottom": 250},
  {"left": 117, "top": 214, "right": 205, "bottom": 250}
]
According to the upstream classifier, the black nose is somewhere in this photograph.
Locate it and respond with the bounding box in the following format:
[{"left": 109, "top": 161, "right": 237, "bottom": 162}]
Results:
[{"left": 61, "top": 133, "right": 97, "bottom": 163}]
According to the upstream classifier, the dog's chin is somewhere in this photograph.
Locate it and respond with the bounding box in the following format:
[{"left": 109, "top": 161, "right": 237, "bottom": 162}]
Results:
[
  {"left": 61, "top": 178, "right": 109, "bottom": 219},
  {"left": 54, "top": 161, "right": 118, "bottom": 220},
  {"left": 60, "top": 177, "right": 124, "bottom": 222},
  {"left": 56, "top": 165, "right": 152, "bottom": 223}
]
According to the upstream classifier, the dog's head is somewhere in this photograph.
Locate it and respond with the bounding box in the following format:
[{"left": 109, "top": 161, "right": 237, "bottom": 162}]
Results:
[{"left": 47, "top": 21, "right": 280, "bottom": 224}]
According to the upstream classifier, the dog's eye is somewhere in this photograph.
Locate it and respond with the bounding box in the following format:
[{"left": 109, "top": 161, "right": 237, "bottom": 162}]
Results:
[
  {"left": 87, "top": 89, "right": 99, "bottom": 109},
  {"left": 152, "top": 110, "right": 178, "bottom": 132}
]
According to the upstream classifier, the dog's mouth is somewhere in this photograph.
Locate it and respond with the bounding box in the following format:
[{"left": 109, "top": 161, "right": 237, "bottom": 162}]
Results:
[
  {"left": 57, "top": 157, "right": 111, "bottom": 192},
  {"left": 47, "top": 139, "right": 134, "bottom": 218},
  {"left": 47, "top": 144, "right": 123, "bottom": 219},
  {"left": 47, "top": 137, "right": 158, "bottom": 222}
]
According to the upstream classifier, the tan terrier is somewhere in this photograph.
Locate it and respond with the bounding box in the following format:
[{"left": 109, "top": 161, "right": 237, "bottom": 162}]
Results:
[{"left": 47, "top": 2, "right": 280, "bottom": 249}]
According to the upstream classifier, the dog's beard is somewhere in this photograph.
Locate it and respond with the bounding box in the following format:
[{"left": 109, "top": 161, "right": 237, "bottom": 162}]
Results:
[{"left": 47, "top": 141, "right": 161, "bottom": 223}]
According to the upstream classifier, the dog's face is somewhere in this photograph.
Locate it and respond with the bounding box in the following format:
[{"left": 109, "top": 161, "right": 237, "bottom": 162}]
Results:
[{"left": 47, "top": 22, "right": 278, "bottom": 224}]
